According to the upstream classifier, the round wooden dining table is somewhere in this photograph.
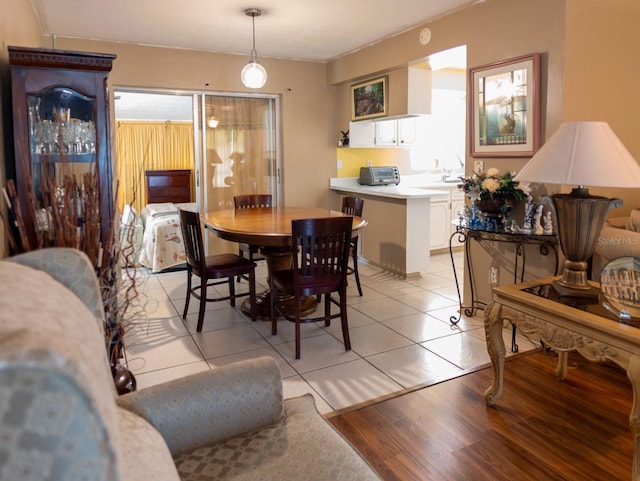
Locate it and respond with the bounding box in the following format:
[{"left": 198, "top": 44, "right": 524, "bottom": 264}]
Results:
[{"left": 202, "top": 206, "right": 367, "bottom": 319}]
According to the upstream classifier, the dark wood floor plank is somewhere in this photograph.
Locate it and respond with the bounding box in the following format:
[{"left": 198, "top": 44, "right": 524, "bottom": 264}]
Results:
[{"left": 329, "top": 350, "right": 633, "bottom": 481}]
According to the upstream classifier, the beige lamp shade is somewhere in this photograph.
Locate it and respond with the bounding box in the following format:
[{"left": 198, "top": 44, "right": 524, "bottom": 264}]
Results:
[{"left": 515, "top": 122, "right": 640, "bottom": 188}]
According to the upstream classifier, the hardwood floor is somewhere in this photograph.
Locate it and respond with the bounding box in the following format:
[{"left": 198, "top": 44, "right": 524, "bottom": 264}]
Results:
[{"left": 328, "top": 349, "right": 633, "bottom": 481}]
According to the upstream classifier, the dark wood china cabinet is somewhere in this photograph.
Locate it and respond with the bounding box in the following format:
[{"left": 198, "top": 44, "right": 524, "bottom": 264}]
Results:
[{"left": 8, "top": 46, "right": 116, "bottom": 270}]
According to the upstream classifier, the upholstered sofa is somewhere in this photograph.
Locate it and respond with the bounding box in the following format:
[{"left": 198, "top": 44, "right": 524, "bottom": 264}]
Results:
[
  {"left": 0, "top": 248, "right": 380, "bottom": 481},
  {"left": 592, "top": 213, "right": 640, "bottom": 282}
]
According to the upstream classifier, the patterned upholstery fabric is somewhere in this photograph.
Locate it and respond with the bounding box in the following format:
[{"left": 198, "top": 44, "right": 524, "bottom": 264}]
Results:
[
  {"left": 0, "top": 248, "right": 380, "bottom": 481},
  {"left": 116, "top": 357, "right": 284, "bottom": 456},
  {"left": 0, "top": 253, "right": 122, "bottom": 480},
  {"left": 173, "top": 394, "right": 381, "bottom": 481},
  {"left": 8, "top": 248, "right": 105, "bottom": 324},
  {"left": 117, "top": 408, "right": 180, "bottom": 481},
  {"left": 0, "top": 367, "right": 116, "bottom": 481}
]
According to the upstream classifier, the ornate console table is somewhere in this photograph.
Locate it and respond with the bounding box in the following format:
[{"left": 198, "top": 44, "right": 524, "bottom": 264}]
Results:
[
  {"left": 449, "top": 222, "right": 559, "bottom": 351},
  {"left": 484, "top": 278, "right": 640, "bottom": 480}
]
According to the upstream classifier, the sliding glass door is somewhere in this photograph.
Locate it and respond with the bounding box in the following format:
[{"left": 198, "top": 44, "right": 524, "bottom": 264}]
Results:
[
  {"left": 194, "top": 93, "right": 281, "bottom": 213},
  {"left": 114, "top": 88, "right": 281, "bottom": 215}
]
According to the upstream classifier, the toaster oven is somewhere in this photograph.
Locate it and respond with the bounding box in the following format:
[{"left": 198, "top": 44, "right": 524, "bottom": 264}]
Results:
[{"left": 357, "top": 166, "right": 401, "bottom": 186}]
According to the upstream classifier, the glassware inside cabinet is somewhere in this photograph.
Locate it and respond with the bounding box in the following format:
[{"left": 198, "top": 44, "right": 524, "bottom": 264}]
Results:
[{"left": 28, "top": 87, "right": 96, "bottom": 158}]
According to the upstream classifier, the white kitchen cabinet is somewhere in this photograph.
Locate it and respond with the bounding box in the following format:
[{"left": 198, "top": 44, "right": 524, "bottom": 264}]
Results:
[
  {"left": 348, "top": 120, "right": 376, "bottom": 147},
  {"left": 397, "top": 117, "right": 417, "bottom": 145},
  {"left": 429, "top": 187, "right": 467, "bottom": 251},
  {"left": 349, "top": 117, "right": 419, "bottom": 147},
  {"left": 429, "top": 197, "right": 450, "bottom": 250},
  {"left": 374, "top": 119, "right": 396, "bottom": 145},
  {"left": 449, "top": 190, "right": 466, "bottom": 247},
  {"left": 374, "top": 118, "right": 417, "bottom": 146}
]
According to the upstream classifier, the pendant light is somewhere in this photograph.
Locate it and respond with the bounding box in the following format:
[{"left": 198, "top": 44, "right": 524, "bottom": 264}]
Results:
[{"left": 241, "top": 8, "right": 267, "bottom": 89}]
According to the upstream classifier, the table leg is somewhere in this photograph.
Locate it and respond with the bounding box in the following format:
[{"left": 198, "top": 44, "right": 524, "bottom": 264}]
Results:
[
  {"left": 627, "top": 354, "right": 640, "bottom": 481},
  {"left": 484, "top": 301, "right": 506, "bottom": 406},
  {"left": 240, "top": 245, "right": 317, "bottom": 319},
  {"left": 555, "top": 351, "right": 568, "bottom": 380}
]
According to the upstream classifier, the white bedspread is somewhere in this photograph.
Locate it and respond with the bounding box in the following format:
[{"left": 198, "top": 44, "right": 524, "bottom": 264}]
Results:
[{"left": 139, "top": 202, "right": 196, "bottom": 272}]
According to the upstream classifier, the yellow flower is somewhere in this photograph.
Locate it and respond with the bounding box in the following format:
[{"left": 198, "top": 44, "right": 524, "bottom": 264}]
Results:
[
  {"left": 482, "top": 178, "right": 500, "bottom": 192},
  {"left": 485, "top": 167, "right": 500, "bottom": 177}
]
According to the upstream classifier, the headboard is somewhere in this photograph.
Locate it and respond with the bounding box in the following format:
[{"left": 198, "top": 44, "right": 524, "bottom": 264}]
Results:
[{"left": 145, "top": 169, "right": 192, "bottom": 204}]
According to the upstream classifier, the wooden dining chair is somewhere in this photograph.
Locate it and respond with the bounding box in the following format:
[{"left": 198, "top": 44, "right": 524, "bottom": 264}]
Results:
[
  {"left": 270, "top": 216, "right": 353, "bottom": 359},
  {"left": 233, "top": 194, "right": 273, "bottom": 282},
  {"left": 179, "top": 209, "right": 257, "bottom": 332},
  {"left": 341, "top": 196, "right": 365, "bottom": 296}
]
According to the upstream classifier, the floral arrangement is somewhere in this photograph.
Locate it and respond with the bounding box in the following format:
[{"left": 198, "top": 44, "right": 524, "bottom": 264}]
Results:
[{"left": 458, "top": 167, "right": 529, "bottom": 202}]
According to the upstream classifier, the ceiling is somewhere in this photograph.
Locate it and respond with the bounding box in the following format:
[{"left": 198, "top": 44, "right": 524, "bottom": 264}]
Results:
[{"left": 33, "top": 0, "right": 481, "bottom": 62}]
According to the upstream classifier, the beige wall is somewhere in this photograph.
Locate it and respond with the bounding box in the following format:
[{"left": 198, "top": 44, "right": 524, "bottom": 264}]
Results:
[
  {"left": 563, "top": 0, "right": 640, "bottom": 214},
  {"left": 1, "top": 0, "right": 44, "bottom": 258}
]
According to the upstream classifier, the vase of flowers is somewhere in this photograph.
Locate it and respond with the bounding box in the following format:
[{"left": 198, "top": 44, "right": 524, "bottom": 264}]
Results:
[{"left": 458, "top": 168, "right": 529, "bottom": 219}]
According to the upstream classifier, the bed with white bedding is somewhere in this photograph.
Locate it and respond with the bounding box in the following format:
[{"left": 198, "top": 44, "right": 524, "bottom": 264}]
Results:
[{"left": 137, "top": 202, "right": 197, "bottom": 272}]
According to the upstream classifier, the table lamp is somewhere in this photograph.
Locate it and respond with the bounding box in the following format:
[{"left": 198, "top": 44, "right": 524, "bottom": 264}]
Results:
[{"left": 515, "top": 122, "right": 640, "bottom": 297}]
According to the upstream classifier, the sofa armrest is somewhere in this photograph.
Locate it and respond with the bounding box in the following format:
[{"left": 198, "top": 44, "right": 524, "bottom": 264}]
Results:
[
  {"left": 116, "top": 356, "right": 284, "bottom": 456},
  {"left": 8, "top": 247, "right": 104, "bottom": 324},
  {"left": 592, "top": 223, "right": 640, "bottom": 281},
  {"left": 595, "top": 224, "right": 640, "bottom": 261}
]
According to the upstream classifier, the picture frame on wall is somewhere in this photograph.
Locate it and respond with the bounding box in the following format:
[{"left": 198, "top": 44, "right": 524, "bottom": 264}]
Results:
[
  {"left": 351, "top": 76, "right": 388, "bottom": 121},
  {"left": 469, "top": 53, "right": 540, "bottom": 157}
]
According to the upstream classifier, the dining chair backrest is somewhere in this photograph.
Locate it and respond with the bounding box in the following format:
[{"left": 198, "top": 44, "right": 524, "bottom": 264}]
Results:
[
  {"left": 291, "top": 216, "right": 353, "bottom": 287},
  {"left": 341, "top": 196, "right": 364, "bottom": 218},
  {"left": 179, "top": 209, "right": 206, "bottom": 277},
  {"left": 234, "top": 194, "right": 273, "bottom": 209}
]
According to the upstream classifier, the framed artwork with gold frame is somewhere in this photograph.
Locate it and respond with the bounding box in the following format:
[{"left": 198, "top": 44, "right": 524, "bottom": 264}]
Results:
[{"left": 351, "top": 76, "right": 388, "bottom": 121}]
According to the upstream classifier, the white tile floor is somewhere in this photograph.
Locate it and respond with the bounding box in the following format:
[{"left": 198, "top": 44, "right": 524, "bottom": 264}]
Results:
[{"left": 122, "top": 251, "right": 538, "bottom": 415}]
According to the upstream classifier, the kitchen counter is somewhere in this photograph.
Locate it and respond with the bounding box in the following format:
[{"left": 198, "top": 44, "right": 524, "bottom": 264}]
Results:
[
  {"left": 329, "top": 175, "right": 462, "bottom": 278},
  {"left": 329, "top": 177, "right": 451, "bottom": 200}
]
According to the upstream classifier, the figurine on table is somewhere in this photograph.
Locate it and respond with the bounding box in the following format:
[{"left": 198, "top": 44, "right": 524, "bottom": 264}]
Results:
[
  {"left": 522, "top": 196, "right": 534, "bottom": 234},
  {"left": 533, "top": 203, "right": 544, "bottom": 235},
  {"left": 543, "top": 211, "right": 554, "bottom": 235}
]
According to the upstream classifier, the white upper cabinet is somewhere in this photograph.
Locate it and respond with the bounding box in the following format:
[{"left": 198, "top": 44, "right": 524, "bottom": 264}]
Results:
[
  {"left": 348, "top": 120, "right": 376, "bottom": 147},
  {"left": 397, "top": 118, "right": 417, "bottom": 145},
  {"left": 350, "top": 116, "right": 421, "bottom": 147},
  {"left": 374, "top": 119, "right": 396, "bottom": 145}
]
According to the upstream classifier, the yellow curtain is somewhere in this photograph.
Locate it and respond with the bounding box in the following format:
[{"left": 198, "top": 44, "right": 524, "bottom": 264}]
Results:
[{"left": 116, "top": 121, "right": 194, "bottom": 213}]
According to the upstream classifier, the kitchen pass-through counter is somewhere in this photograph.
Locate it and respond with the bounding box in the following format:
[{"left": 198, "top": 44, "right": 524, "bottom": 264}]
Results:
[{"left": 330, "top": 176, "right": 459, "bottom": 278}]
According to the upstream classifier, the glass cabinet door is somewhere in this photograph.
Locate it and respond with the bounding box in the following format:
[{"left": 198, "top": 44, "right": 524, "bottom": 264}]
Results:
[
  {"left": 27, "top": 87, "right": 100, "bottom": 259},
  {"left": 9, "top": 46, "right": 115, "bottom": 269}
]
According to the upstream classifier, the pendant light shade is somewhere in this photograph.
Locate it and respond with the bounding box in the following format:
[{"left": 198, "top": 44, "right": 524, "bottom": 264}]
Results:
[
  {"left": 241, "top": 8, "right": 267, "bottom": 89},
  {"left": 241, "top": 61, "right": 267, "bottom": 89}
]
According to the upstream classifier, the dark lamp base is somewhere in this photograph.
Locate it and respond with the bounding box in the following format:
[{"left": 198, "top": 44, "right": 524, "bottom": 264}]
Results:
[{"left": 551, "top": 279, "right": 600, "bottom": 299}]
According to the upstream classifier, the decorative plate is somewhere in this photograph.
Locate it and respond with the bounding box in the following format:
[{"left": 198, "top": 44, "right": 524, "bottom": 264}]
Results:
[{"left": 599, "top": 256, "right": 640, "bottom": 320}]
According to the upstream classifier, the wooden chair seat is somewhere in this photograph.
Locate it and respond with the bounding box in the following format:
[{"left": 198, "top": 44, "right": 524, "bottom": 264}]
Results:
[{"left": 179, "top": 209, "right": 257, "bottom": 332}]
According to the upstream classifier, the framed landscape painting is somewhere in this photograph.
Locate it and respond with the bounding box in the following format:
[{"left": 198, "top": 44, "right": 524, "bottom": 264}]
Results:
[
  {"left": 351, "top": 76, "right": 388, "bottom": 121},
  {"left": 469, "top": 53, "right": 540, "bottom": 157}
]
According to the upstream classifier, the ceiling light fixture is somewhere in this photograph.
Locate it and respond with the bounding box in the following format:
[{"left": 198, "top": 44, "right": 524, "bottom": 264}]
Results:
[{"left": 241, "top": 8, "right": 267, "bottom": 89}]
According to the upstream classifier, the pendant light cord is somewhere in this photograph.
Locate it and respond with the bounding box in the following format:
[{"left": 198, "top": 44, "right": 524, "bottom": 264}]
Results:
[{"left": 250, "top": 13, "right": 257, "bottom": 61}]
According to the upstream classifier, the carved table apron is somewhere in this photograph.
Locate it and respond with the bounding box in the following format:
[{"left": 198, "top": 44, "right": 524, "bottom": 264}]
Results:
[{"left": 484, "top": 277, "right": 640, "bottom": 481}]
